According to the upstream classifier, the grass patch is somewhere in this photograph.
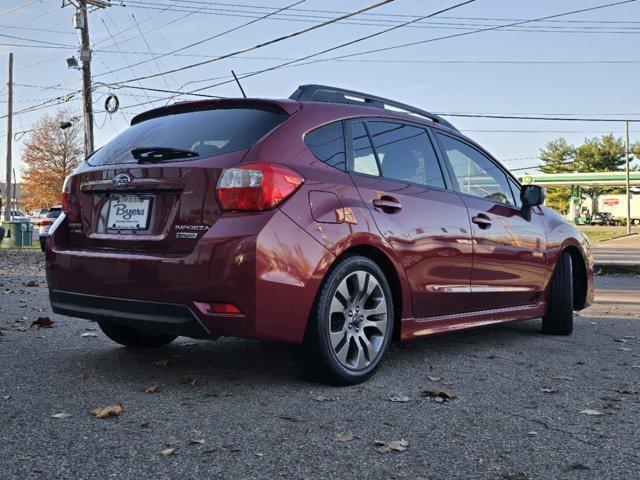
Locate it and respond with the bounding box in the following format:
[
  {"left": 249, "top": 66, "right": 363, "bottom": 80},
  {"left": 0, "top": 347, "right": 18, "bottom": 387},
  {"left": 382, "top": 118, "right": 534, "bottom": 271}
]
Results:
[
  {"left": 0, "top": 239, "right": 40, "bottom": 250},
  {"left": 576, "top": 227, "right": 624, "bottom": 244}
]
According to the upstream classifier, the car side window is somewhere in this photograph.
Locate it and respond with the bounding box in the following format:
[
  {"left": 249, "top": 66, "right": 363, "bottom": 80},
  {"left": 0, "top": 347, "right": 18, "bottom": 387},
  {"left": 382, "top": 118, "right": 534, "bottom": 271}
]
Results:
[
  {"left": 508, "top": 177, "right": 522, "bottom": 208},
  {"left": 366, "top": 121, "right": 445, "bottom": 189},
  {"left": 304, "top": 121, "right": 346, "bottom": 171},
  {"left": 435, "top": 133, "right": 515, "bottom": 206},
  {"left": 351, "top": 122, "right": 380, "bottom": 176}
]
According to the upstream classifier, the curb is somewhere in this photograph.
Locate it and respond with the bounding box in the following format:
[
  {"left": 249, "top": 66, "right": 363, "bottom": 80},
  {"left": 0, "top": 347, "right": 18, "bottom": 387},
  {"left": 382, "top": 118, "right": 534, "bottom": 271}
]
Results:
[
  {"left": 594, "top": 263, "right": 640, "bottom": 275},
  {"left": 597, "top": 232, "right": 639, "bottom": 243}
]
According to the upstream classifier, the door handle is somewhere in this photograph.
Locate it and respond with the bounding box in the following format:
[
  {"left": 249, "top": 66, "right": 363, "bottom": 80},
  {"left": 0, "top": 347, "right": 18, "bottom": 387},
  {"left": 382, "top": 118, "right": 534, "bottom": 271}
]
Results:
[
  {"left": 471, "top": 213, "right": 492, "bottom": 229},
  {"left": 372, "top": 196, "right": 402, "bottom": 213}
]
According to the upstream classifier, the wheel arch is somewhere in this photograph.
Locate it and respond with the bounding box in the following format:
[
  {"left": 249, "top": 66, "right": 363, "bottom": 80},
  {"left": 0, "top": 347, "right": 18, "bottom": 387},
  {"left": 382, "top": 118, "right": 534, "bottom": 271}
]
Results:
[
  {"left": 332, "top": 244, "right": 406, "bottom": 342},
  {"left": 561, "top": 244, "right": 588, "bottom": 311}
]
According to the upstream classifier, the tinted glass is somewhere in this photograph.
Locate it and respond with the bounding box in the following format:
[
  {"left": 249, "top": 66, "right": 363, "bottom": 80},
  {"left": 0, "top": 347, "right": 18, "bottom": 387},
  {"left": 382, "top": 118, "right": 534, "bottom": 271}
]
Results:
[
  {"left": 351, "top": 122, "right": 380, "bottom": 176},
  {"left": 304, "top": 122, "right": 346, "bottom": 170},
  {"left": 436, "top": 133, "right": 515, "bottom": 205},
  {"left": 508, "top": 177, "right": 522, "bottom": 207},
  {"left": 88, "top": 108, "right": 287, "bottom": 166},
  {"left": 367, "top": 121, "right": 445, "bottom": 188},
  {"left": 46, "top": 210, "right": 62, "bottom": 219}
]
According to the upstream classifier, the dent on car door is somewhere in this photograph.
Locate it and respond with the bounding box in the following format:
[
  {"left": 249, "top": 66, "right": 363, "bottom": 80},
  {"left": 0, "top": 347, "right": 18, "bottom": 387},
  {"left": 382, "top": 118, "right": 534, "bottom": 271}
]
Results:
[
  {"left": 347, "top": 119, "right": 473, "bottom": 319},
  {"left": 434, "top": 132, "right": 547, "bottom": 311}
]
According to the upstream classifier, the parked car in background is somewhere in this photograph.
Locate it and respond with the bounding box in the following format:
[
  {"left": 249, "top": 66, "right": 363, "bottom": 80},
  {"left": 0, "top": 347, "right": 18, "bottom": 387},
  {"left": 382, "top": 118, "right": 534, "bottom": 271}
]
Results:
[
  {"left": 46, "top": 85, "right": 594, "bottom": 384},
  {"left": 1, "top": 210, "right": 30, "bottom": 222},
  {"left": 39, "top": 206, "right": 62, "bottom": 251},
  {"left": 590, "top": 211, "right": 617, "bottom": 226},
  {"left": 30, "top": 209, "right": 50, "bottom": 223}
]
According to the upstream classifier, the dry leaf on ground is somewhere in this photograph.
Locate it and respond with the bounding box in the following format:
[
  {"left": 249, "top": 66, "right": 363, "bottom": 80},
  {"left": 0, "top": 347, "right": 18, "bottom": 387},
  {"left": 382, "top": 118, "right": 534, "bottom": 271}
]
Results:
[
  {"left": 388, "top": 394, "right": 410, "bottom": 403},
  {"left": 31, "top": 317, "right": 53, "bottom": 328},
  {"left": 52, "top": 412, "right": 72, "bottom": 419},
  {"left": 160, "top": 448, "right": 176, "bottom": 457},
  {"left": 145, "top": 385, "right": 159, "bottom": 394},
  {"left": 580, "top": 409, "right": 603, "bottom": 416},
  {"left": 24, "top": 280, "right": 37, "bottom": 287},
  {"left": 423, "top": 390, "right": 457, "bottom": 403},
  {"left": 333, "top": 432, "right": 358, "bottom": 442},
  {"left": 91, "top": 404, "right": 123, "bottom": 419},
  {"left": 374, "top": 439, "right": 409, "bottom": 453}
]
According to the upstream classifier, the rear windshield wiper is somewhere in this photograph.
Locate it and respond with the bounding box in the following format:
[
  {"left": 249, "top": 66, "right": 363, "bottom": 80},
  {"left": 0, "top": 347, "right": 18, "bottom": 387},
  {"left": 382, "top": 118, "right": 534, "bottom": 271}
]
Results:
[{"left": 131, "top": 146, "right": 199, "bottom": 162}]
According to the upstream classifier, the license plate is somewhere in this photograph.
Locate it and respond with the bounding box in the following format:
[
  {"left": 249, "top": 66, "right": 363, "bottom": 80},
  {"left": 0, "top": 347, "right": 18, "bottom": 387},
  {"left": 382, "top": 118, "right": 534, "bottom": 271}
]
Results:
[{"left": 107, "top": 195, "right": 152, "bottom": 230}]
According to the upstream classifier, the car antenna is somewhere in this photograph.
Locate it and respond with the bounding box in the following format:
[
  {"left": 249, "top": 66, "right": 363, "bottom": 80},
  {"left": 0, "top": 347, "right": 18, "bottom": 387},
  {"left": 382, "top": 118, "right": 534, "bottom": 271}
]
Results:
[{"left": 231, "top": 70, "right": 247, "bottom": 98}]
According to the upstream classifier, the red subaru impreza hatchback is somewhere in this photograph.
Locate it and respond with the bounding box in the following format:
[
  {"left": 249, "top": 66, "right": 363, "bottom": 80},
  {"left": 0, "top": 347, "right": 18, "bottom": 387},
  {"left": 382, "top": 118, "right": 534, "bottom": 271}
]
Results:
[{"left": 46, "top": 85, "right": 593, "bottom": 384}]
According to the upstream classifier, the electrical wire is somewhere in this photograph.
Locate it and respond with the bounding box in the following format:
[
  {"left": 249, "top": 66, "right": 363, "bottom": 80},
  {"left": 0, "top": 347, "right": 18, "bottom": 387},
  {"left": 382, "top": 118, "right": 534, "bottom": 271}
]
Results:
[{"left": 104, "top": 0, "right": 396, "bottom": 86}]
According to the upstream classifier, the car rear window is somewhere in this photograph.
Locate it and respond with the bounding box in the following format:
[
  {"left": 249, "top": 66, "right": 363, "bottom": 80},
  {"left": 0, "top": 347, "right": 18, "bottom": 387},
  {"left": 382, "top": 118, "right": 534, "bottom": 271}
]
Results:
[
  {"left": 46, "top": 209, "right": 62, "bottom": 219},
  {"left": 88, "top": 107, "right": 287, "bottom": 166}
]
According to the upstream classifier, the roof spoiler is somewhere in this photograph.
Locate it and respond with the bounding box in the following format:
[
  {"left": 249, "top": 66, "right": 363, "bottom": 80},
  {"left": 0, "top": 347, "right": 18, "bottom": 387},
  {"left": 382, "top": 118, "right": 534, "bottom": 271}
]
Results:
[{"left": 290, "top": 84, "right": 458, "bottom": 132}]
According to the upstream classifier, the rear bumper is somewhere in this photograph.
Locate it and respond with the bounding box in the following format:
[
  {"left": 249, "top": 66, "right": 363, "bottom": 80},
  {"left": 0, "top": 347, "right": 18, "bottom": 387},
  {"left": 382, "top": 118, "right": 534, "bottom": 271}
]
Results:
[
  {"left": 46, "top": 209, "right": 333, "bottom": 343},
  {"left": 50, "top": 289, "right": 211, "bottom": 338}
]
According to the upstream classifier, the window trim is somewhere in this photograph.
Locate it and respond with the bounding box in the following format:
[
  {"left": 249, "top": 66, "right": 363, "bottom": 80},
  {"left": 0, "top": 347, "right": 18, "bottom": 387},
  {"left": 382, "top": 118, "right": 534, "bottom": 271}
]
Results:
[
  {"left": 345, "top": 117, "right": 450, "bottom": 191},
  {"left": 432, "top": 128, "right": 523, "bottom": 210}
]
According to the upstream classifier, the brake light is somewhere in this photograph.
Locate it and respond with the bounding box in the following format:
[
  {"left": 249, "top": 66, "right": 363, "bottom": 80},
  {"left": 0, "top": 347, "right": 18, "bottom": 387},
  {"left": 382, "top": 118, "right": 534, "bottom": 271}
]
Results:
[
  {"left": 61, "top": 174, "right": 80, "bottom": 222},
  {"left": 216, "top": 163, "right": 304, "bottom": 211},
  {"left": 40, "top": 220, "right": 53, "bottom": 227}
]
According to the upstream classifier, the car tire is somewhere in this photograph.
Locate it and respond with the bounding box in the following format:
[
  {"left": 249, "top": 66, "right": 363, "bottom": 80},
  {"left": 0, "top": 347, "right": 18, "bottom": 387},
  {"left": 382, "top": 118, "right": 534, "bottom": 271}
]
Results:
[
  {"left": 292, "top": 255, "right": 394, "bottom": 385},
  {"left": 541, "top": 251, "right": 573, "bottom": 335},
  {"left": 98, "top": 321, "right": 177, "bottom": 348},
  {"left": 39, "top": 237, "right": 46, "bottom": 252}
]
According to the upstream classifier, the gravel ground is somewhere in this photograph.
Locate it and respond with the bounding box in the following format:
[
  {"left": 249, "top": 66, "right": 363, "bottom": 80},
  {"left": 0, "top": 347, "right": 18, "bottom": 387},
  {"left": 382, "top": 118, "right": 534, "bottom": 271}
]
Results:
[{"left": 0, "top": 250, "right": 639, "bottom": 480}]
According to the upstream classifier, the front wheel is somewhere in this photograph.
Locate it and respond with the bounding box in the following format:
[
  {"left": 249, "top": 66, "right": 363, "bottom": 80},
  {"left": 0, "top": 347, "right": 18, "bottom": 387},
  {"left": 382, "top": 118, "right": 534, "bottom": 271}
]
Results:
[
  {"left": 98, "top": 321, "right": 177, "bottom": 348},
  {"left": 293, "top": 255, "right": 394, "bottom": 385},
  {"left": 542, "top": 251, "right": 573, "bottom": 335}
]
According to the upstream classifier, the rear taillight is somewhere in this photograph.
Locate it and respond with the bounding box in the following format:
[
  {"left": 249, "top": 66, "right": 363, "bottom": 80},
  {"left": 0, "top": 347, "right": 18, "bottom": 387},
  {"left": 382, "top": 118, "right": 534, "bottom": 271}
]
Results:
[
  {"left": 216, "top": 163, "right": 304, "bottom": 211},
  {"left": 61, "top": 174, "right": 80, "bottom": 221},
  {"left": 40, "top": 220, "right": 53, "bottom": 227}
]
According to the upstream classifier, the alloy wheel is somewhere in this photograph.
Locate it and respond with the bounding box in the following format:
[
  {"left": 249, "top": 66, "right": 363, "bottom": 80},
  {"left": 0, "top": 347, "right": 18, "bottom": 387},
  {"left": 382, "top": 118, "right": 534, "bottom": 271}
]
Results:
[{"left": 328, "top": 270, "right": 388, "bottom": 370}]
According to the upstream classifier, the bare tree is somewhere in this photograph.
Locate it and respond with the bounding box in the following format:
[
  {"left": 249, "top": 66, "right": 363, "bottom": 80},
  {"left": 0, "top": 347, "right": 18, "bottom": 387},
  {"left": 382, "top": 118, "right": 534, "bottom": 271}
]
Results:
[{"left": 20, "top": 110, "right": 82, "bottom": 210}]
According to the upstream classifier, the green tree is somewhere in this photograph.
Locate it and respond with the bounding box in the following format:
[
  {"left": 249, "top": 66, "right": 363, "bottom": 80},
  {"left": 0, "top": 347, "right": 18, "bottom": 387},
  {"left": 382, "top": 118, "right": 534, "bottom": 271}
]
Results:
[
  {"left": 538, "top": 138, "right": 575, "bottom": 214},
  {"left": 574, "top": 134, "right": 626, "bottom": 197}
]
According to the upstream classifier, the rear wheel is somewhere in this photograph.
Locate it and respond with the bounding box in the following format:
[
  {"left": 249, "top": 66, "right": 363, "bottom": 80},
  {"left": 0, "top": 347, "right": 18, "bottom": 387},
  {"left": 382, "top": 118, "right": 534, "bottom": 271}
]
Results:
[
  {"left": 293, "top": 255, "right": 394, "bottom": 385},
  {"left": 542, "top": 251, "right": 573, "bottom": 335},
  {"left": 98, "top": 321, "right": 177, "bottom": 348}
]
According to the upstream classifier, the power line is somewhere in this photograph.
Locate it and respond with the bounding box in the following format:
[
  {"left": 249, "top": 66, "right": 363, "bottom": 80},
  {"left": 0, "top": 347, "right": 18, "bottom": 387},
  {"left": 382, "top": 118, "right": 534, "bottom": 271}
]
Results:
[
  {"left": 104, "top": 0, "right": 396, "bottom": 86},
  {"left": 185, "top": 0, "right": 637, "bottom": 96},
  {"left": 95, "top": 0, "right": 310, "bottom": 79},
  {"left": 123, "top": 0, "right": 640, "bottom": 33},
  {"left": 439, "top": 113, "right": 640, "bottom": 123}
]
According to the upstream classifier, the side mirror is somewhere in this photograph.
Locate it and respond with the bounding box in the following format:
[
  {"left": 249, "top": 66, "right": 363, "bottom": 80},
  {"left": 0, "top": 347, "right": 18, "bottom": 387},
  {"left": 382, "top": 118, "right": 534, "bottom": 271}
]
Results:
[
  {"left": 520, "top": 185, "right": 546, "bottom": 221},
  {"left": 521, "top": 184, "right": 546, "bottom": 207}
]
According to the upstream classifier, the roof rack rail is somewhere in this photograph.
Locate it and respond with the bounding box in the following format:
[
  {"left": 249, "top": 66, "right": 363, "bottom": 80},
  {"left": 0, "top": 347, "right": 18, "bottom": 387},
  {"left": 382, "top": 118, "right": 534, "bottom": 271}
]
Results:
[{"left": 289, "top": 84, "right": 458, "bottom": 132}]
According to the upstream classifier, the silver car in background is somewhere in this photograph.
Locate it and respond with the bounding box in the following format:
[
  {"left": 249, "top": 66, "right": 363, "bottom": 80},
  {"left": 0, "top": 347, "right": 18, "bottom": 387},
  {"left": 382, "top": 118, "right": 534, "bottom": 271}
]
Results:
[{"left": 38, "top": 206, "right": 62, "bottom": 251}]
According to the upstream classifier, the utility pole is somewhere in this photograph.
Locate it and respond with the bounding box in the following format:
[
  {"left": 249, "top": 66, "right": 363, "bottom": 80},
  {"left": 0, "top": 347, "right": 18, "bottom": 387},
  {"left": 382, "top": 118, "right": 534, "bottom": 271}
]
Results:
[
  {"left": 625, "top": 120, "right": 631, "bottom": 235},
  {"left": 79, "top": 0, "right": 94, "bottom": 156},
  {"left": 3, "top": 52, "right": 13, "bottom": 222}
]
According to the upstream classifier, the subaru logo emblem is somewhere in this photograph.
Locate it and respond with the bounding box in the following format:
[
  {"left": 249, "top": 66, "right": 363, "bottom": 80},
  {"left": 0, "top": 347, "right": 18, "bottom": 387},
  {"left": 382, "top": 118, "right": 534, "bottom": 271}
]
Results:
[{"left": 113, "top": 173, "right": 132, "bottom": 189}]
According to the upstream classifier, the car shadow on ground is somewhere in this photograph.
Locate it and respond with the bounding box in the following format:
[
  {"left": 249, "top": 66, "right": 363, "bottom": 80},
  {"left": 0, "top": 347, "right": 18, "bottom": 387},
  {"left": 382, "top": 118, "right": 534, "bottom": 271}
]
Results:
[{"left": 55, "top": 317, "right": 547, "bottom": 390}]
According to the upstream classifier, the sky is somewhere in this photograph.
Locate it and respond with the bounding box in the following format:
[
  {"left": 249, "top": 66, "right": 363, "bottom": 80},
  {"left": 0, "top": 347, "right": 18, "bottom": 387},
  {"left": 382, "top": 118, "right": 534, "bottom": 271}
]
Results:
[{"left": 0, "top": 0, "right": 639, "bottom": 182}]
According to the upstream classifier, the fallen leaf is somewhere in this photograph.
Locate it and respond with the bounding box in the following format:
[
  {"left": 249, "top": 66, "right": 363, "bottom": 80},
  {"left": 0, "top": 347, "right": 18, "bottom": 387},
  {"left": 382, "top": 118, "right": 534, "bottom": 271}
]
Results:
[
  {"left": 145, "top": 385, "right": 159, "bottom": 394},
  {"left": 160, "top": 448, "right": 175, "bottom": 457},
  {"left": 579, "top": 409, "right": 603, "bottom": 416},
  {"left": 31, "top": 317, "right": 53, "bottom": 328},
  {"left": 91, "top": 404, "right": 123, "bottom": 419},
  {"left": 423, "top": 390, "right": 457, "bottom": 403},
  {"left": 52, "top": 412, "right": 72, "bottom": 419},
  {"left": 527, "top": 431, "right": 538, "bottom": 436},
  {"left": 388, "top": 394, "right": 410, "bottom": 403},
  {"left": 152, "top": 360, "right": 169, "bottom": 367},
  {"left": 333, "top": 432, "right": 358, "bottom": 442},
  {"left": 80, "top": 332, "right": 97, "bottom": 337},
  {"left": 374, "top": 439, "right": 409, "bottom": 453},
  {"left": 188, "top": 438, "right": 205, "bottom": 445},
  {"left": 24, "top": 280, "right": 37, "bottom": 287},
  {"left": 78, "top": 373, "right": 87, "bottom": 380}
]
